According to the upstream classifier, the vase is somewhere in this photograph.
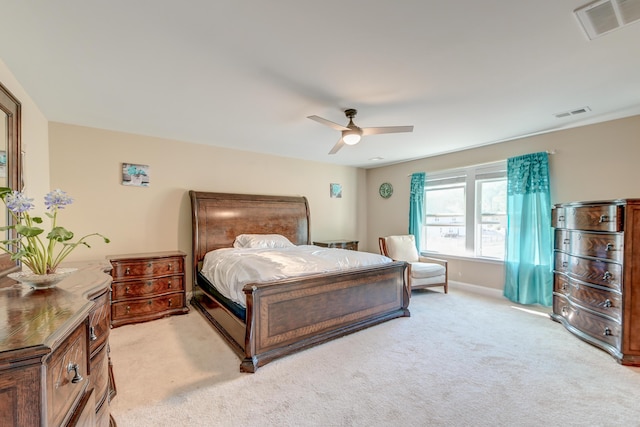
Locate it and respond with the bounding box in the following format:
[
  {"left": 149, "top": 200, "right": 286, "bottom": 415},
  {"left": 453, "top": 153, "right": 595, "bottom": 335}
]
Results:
[{"left": 8, "top": 267, "right": 78, "bottom": 289}]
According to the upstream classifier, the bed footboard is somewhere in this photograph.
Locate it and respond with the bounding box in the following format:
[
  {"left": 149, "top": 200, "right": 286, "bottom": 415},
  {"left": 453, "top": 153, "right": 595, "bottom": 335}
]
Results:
[{"left": 241, "top": 261, "right": 408, "bottom": 372}]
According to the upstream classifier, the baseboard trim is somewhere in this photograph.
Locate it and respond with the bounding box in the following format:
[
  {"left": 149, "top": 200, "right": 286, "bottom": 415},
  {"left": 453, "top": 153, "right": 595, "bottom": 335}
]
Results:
[{"left": 448, "top": 280, "right": 504, "bottom": 300}]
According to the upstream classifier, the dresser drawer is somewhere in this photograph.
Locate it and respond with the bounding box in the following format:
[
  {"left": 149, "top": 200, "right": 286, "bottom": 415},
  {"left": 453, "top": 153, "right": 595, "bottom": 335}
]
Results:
[
  {"left": 554, "top": 229, "right": 623, "bottom": 262},
  {"left": 554, "top": 252, "right": 622, "bottom": 291},
  {"left": 89, "top": 289, "right": 111, "bottom": 356},
  {"left": 112, "top": 293, "right": 185, "bottom": 321},
  {"left": 553, "top": 204, "right": 623, "bottom": 232},
  {"left": 46, "top": 321, "right": 89, "bottom": 427},
  {"left": 111, "top": 256, "right": 184, "bottom": 280},
  {"left": 554, "top": 274, "right": 622, "bottom": 322},
  {"left": 111, "top": 275, "right": 183, "bottom": 300},
  {"left": 90, "top": 343, "right": 110, "bottom": 411},
  {"left": 553, "top": 295, "right": 621, "bottom": 350}
]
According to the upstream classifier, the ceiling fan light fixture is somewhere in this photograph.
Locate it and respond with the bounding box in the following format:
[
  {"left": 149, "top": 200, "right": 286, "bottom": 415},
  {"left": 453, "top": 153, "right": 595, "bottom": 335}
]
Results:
[{"left": 342, "top": 129, "right": 362, "bottom": 145}]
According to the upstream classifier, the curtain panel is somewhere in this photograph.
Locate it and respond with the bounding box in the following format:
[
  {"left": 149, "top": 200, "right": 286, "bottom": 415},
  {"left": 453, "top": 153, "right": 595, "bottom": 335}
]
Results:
[
  {"left": 409, "top": 172, "right": 426, "bottom": 250},
  {"left": 504, "top": 152, "right": 553, "bottom": 306}
]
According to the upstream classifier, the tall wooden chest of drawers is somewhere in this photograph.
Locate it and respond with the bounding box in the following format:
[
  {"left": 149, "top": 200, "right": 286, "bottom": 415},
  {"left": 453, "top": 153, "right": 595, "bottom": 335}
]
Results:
[
  {"left": 551, "top": 199, "right": 640, "bottom": 365},
  {"left": 109, "top": 251, "right": 189, "bottom": 327}
]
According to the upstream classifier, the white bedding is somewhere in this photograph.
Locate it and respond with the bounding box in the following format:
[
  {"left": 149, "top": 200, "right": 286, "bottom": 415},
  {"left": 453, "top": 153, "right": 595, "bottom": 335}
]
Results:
[{"left": 200, "top": 245, "right": 392, "bottom": 307}]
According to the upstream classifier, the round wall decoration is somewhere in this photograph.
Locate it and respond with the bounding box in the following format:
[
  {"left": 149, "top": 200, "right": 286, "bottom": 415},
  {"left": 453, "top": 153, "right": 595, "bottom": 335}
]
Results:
[{"left": 379, "top": 182, "right": 393, "bottom": 199}]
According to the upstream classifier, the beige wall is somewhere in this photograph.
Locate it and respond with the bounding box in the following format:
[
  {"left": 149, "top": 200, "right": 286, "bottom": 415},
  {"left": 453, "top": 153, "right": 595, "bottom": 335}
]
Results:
[
  {"left": 366, "top": 114, "right": 640, "bottom": 290},
  {"left": 48, "top": 123, "right": 366, "bottom": 286}
]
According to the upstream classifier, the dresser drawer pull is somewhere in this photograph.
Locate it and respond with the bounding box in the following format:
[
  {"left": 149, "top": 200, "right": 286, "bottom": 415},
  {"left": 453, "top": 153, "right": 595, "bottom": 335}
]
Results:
[
  {"left": 558, "top": 215, "right": 565, "bottom": 222},
  {"left": 604, "top": 299, "right": 612, "bottom": 308},
  {"left": 168, "top": 264, "right": 173, "bottom": 271},
  {"left": 167, "top": 281, "right": 172, "bottom": 289},
  {"left": 125, "top": 267, "right": 130, "bottom": 275},
  {"left": 605, "top": 243, "right": 615, "bottom": 251},
  {"left": 126, "top": 306, "right": 130, "bottom": 313},
  {"left": 561, "top": 283, "right": 568, "bottom": 291},
  {"left": 562, "top": 261, "right": 568, "bottom": 268},
  {"left": 147, "top": 262, "right": 152, "bottom": 268},
  {"left": 148, "top": 300, "right": 152, "bottom": 305},
  {"left": 563, "top": 238, "right": 570, "bottom": 245},
  {"left": 561, "top": 306, "right": 568, "bottom": 316},
  {"left": 125, "top": 286, "right": 130, "bottom": 294},
  {"left": 599, "top": 215, "right": 610, "bottom": 223},
  {"left": 147, "top": 281, "right": 153, "bottom": 286},
  {"left": 67, "top": 363, "right": 84, "bottom": 384},
  {"left": 168, "top": 300, "right": 173, "bottom": 307},
  {"left": 90, "top": 326, "right": 97, "bottom": 341},
  {"left": 603, "top": 327, "right": 612, "bottom": 336},
  {"left": 603, "top": 271, "right": 612, "bottom": 281}
]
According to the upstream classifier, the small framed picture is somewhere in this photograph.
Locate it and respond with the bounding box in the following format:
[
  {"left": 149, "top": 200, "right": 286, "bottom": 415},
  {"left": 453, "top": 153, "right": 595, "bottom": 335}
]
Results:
[
  {"left": 330, "top": 183, "right": 342, "bottom": 198},
  {"left": 122, "top": 163, "right": 150, "bottom": 187}
]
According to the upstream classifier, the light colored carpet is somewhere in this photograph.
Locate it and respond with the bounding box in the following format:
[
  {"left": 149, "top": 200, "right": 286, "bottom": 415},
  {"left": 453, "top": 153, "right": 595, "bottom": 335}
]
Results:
[{"left": 108, "top": 288, "right": 640, "bottom": 427}]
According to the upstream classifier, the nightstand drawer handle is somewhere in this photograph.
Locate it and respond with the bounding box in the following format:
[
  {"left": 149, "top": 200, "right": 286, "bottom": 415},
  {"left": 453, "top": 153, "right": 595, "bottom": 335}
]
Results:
[
  {"left": 603, "top": 327, "right": 612, "bottom": 336},
  {"left": 562, "top": 261, "right": 568, "bottom": 268},
  {"left": 167, "top": 281, "right": 172, "bottom": 289},
  {"left": 147, "top": 262, "right": 152, "bottom": 268},
  {"left": 168, "top": 264, "right": 173, "bottom": 271},
  {"left": 125, "top": 286, "right": 130, "bottom": 294},
  {"left": 125, "top": 267, "right": 130, "bottom": 275},
  {"left": 603, "top": 271, "right": 612, "bottom": 281},
  {"left": 606, "top": 243, "right": 614, "bottom": 251},
  {"left": 90, "top": 326, "right": 97, "bottom": 341},
  {"left": 168, "top": 300, "right": 173, "bottom": 307},
  {"left": 148, "top": 300, "right": 152, "bottom": 305},
  {"left": 558, "top": 215, "right": 565, "bottom": 222},
  {"left": 126, "top": 306, "right": 130, "bottom": 313},
  {"left": 604, "top": 299, "right": 612, "bottom": 308},
  {"left": 563, "top": 238, "right": 570, "bottom": 245},
  {"left": 147, "top": 281, "right": 153, "bottom": 286},
  {"left": 68, "top": 363, "right": 84, "bottom": 383},
  {"left": 599, "top": 215, "right": 610, "bottom": 223}
]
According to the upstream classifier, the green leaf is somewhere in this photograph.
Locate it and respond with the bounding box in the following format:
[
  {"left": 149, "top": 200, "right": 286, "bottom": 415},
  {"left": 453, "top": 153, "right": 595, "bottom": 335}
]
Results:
[
  {"left": 47, "top": 226, "right": 74, "bottom": 242},
  {"left": 15, "top": 224, "right": 44, "bottom": 237}
]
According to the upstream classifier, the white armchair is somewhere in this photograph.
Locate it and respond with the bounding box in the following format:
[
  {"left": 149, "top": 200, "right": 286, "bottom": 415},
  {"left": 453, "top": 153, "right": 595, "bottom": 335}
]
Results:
[{"left": 379, "top": 235, "right": 448, "bottom": 294}]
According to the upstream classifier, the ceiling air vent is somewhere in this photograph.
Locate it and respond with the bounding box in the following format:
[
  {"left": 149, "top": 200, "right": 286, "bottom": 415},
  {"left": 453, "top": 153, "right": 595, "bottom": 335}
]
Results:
[
  {"left": 575, "top": 0, "right": 640, "bottom": 39},
  {"left": 554, "top": 106, "right": 591, "bottom": 119}
]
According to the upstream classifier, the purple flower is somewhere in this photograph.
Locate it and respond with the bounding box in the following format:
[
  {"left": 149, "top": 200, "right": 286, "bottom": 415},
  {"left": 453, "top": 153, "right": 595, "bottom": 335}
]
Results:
[
  {"left": 44, "top": 189, "right": 74, "bottom": 210},
  {"left": 5, "top": 191, "right": 34, "bottom": 213}
]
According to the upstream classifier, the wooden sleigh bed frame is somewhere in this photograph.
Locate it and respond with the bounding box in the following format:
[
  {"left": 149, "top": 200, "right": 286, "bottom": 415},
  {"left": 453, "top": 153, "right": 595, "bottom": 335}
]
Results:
[{"left": 189, "top": 191, "right": 409, "bottom": 372}]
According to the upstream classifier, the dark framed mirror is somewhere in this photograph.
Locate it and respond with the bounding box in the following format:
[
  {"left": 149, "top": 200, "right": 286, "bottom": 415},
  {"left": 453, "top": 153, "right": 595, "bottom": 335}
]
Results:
[{"left": 0, "top": 82, "right": 22, "bottom": 277}]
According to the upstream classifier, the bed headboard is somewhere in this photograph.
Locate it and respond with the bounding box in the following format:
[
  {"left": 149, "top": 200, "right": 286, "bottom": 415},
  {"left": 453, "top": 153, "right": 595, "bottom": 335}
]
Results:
[{"left": 189, "top": 191, "right": 311, "bottom": 271}]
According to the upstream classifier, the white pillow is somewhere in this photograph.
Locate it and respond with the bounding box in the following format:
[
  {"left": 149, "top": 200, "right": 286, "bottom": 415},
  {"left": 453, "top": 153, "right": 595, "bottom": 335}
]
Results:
[
  {"left": 385, "top": 235, "right": 420, "bottom": 262},
  {"left": 233, "top": 234, "right": 295, "bottom": 249}
]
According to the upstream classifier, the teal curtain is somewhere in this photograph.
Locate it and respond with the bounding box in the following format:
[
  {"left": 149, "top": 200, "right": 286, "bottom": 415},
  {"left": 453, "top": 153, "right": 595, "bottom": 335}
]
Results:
[
  {"left": 409, "top": 172, "right": 426, "bottom": 250},
  {"left": 503, "top": 152, "right": 553, "bottom": 306}
]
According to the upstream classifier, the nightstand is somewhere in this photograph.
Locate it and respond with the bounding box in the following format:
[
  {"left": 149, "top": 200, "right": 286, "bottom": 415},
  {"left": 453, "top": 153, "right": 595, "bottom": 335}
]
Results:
[
  {"left": 313, "top": 240, "right": 359, "bottom": 251},
  {"left": 108, "top": 251, "right": 189, "bottom": 327}
]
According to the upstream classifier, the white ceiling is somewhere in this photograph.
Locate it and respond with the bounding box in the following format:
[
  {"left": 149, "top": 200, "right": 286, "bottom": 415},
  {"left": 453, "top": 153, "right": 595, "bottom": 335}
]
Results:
[{"left": 1, "top": 1, "right": 640, "bottom": 168}]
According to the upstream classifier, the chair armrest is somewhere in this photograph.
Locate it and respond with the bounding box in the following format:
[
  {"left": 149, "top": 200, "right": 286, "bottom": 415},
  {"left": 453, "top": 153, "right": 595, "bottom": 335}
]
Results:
[{"left": 418, "top": 256, "right": 448, "bottom": 267}]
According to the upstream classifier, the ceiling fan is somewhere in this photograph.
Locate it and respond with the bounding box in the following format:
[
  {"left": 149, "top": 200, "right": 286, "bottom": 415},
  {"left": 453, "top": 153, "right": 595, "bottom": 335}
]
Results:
[{"left": 307, "top": 108, "right": 414, "bottom": 154}]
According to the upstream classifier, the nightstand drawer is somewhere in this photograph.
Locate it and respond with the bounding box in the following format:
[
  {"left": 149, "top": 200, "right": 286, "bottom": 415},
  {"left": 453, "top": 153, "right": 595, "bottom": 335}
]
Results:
[
  {"left": 313, "top": 240, "right": 359, "bottom": 251},
  {"left": 111, "top": 256, "right": 183, "bottom": 280},
  {"left": 111, "top": 293, "right": 185, "bottom": 324},
  {"left": 111, "top": 275, "right": 184, "bottom": 300}
]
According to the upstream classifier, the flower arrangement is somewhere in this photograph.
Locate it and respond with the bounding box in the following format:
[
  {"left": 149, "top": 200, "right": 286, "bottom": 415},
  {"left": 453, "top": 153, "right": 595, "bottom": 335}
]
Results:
[{"left": 0, "top": 187, "right": 109, "bottom": 275}]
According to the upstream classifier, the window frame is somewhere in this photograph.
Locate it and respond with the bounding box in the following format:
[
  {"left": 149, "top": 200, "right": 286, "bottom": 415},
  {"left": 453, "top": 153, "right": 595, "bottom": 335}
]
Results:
[{"left": 422, "top": 161, "right": 506, "bottom": 261}]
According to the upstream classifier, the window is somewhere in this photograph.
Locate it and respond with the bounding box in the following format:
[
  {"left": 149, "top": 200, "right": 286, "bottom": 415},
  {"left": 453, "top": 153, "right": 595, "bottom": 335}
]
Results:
[{"left": 423, "top": 161, "right": 506, "bottom": 260}]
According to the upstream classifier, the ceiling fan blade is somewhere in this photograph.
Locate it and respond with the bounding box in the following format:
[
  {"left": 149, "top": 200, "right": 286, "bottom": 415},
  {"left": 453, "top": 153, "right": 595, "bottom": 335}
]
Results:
[
  {"left": 308, "top": 115, "right": 350, "bottom": 131},
  {"left": 362, "top": 125, "right": 414, "bottom": 136},
  {"left": 328, "top": 138, "right": 345, "bottom": 155}
]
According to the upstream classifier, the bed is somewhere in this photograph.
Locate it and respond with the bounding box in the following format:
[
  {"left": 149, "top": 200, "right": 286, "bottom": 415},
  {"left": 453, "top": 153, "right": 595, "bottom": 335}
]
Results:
[{"left": 189, "top": 191, "right": 409, "bottom": 372}]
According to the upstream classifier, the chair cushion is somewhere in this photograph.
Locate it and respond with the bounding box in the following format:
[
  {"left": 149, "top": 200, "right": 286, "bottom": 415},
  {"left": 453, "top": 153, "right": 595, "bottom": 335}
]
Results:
[
  {"left": 411, "top": 262, "right": 446, "bottom": 279},
  {"left": 385, "top": 235, "right": 420, "bottom": 262}
]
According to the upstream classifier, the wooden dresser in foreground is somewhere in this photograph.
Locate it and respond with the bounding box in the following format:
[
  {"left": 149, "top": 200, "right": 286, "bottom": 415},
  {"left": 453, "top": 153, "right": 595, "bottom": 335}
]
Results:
[
  {"left": 552, "top": 199, "right": 640, "bottom": 365},
  {"left": 109, "top": 251, "right": 189, "bottom": 327},
  {"left": 0, "top": 262, "right": 116, "bottom": 426}
]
